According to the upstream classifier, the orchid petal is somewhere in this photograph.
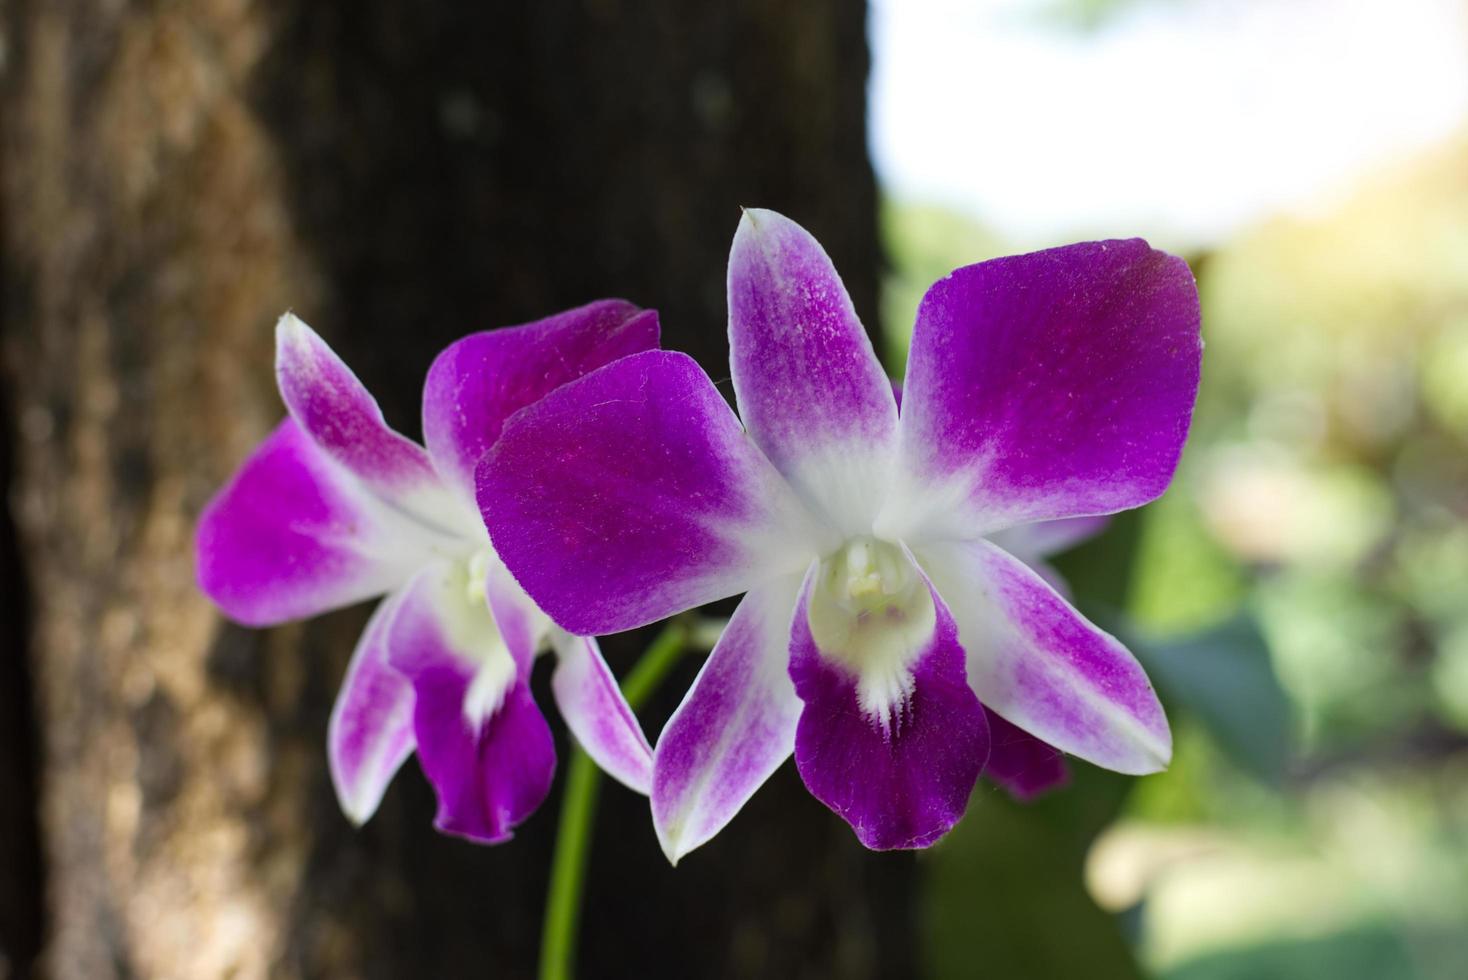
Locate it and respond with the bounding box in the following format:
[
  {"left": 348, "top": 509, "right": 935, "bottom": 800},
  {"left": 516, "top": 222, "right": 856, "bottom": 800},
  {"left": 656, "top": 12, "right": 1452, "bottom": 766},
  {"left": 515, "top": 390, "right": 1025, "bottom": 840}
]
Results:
[
  {"left": 789, "top": 558, "right": 989, "bottom": 850},
  {"left": 328, "top": 589, "right": 416, "bottom": 824},
  {"left": 918, "top": 538, "right": 1171, "bottom": 774},
  {"left": 422, "top": 300, "right": 659, "bottom": 502},
  {"left": 389, "top": 564, "right": 555, "bottom": 843},
  {"left": 196, "top": 420, "right": 434, "bottom": 626},
  {"left": 482, "top": 549, "right": 552, "bottom": 677},
  {"left": 551, "top": 632, "right": 654, "bottom": 794},
  {"left": 983, "top": 707, "right": 1069, "bottom": 802},
  {"left": 882, "top": 240, "right": 1201, "bottom": 543},
  {"left": 651, "top": 573, "right": 805, "bottom": 864},
  {"left": 478, "top": 350, "right": 823, "bottom": 636},
  {"left": 728, "top": 209, "right": 898, "bottom": 533},
  {"left": 275, "top": 314, "right": 471, "bottom": 532}
]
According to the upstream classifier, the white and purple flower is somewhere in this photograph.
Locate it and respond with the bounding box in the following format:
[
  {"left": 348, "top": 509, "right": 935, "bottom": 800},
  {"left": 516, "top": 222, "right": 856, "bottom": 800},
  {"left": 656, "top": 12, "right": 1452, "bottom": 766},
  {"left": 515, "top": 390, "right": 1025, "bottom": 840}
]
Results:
[
  {"left": 478, "top": 210, "right": 1202, "bottom": 860},
  {"left": 196, "top": 301, "right": 659, "bottom": 843}
]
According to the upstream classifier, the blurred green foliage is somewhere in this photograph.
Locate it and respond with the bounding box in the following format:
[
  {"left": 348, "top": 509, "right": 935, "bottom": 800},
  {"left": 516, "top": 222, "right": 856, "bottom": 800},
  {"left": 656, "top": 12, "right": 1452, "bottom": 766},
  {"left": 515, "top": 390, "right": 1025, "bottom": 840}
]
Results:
[
  {"left": 924, "top": 766, "right": 1141, "bottom": 980},
  {"left": 1163, "top": 926, "right": 1420, "bottom": 980}
]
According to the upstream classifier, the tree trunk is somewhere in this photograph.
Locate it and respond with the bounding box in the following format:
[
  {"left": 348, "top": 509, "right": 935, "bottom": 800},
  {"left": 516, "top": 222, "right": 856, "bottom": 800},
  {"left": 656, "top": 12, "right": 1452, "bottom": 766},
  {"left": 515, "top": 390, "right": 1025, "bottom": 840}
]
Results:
[{"left": 1, "top": 2, "right": 904, "bottom": 977}]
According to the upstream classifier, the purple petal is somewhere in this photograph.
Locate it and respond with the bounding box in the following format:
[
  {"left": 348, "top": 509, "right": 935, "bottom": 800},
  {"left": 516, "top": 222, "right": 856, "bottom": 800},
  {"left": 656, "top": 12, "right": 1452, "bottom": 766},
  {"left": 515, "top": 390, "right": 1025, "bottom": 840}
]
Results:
[
  {"left": 196, "top": 420, "right": 432, "bottom": 626},
  {"left": 413, "top": 674, "right": 556, "bottom": 844},
  {"left": 328, "top": 590, "right": 416, "bottom": 824},
  {"left": 478, "top": 350, "right": 822, "bottom": 636},
  {"left": 884, "top": 240, "right": 1201, "bottom": 542},
  {"left": 551, "top": 632, "right": 653, "bottom": 794},
  {"left": 422, "top": 300, "right": 659, "bottom": 501},
  {"left": 983, "top": 708, "right": 1069, "bottom": 802},
  {"left": 728, "top": 209, "right": 898, "bottom": 532},
  {"left": 389, "top": 565, "right": 555, "bottom": 843},
  {"left": 651, "top": 574, "right": 805, "bottom": 863},
  {"left": 789, "top": 563, "right": 989, "bottom": 851},
  {"left": 918, "top": 538, "right": 1171, "bottom": 774},
  {"left": 275, "top": 314, "right": 470, "bottom": 530}
]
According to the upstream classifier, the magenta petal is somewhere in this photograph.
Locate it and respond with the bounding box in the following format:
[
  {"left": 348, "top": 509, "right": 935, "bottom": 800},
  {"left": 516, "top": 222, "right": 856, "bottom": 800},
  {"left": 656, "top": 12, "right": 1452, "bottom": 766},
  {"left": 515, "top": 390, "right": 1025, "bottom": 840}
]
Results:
[
  {"left": 551, "top": 633, "right": 653, "bottom": 794},
  {"left": 888, "top": 240, "right": 1201, "bottom": 541},
  {"left": 328, "top": 590, "right": 416, "bottom": 824},
  {"left": 651, "top": 574, "right": 805, "bottom": 863},
  {"left": 478, "top": 350, "right": 821, "bottom": 636},
  {"left": 422, "top": 300, "right": 659, "bottom": 501},
  {"left": 983, "top": 708, "right": 1069, "bottom": 802},
  {"left": 388, "top": 566, "right": 555, "bottom": 843},
  {"left": 728, "top": 210, "right": 898, "bottom": 531},
  {"left": 275, "top": 315, "right": 467, "bottom": 529},
  {"left": 413, "top": 670, "right": 556, "bottom": 844},
  {"left": 919, "top": 538, "right": 1171, "bottom": 774},
  {"left": 789, "top": 566, "right": 989, "bottom": 851},
  {"left": 196, "top": 420, "right": 431, "bottom": 626}
]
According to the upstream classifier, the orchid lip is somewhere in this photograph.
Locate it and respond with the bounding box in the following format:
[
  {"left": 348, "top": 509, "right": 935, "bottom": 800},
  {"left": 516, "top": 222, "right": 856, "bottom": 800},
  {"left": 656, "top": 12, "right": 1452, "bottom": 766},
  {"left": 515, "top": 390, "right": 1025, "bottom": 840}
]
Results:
[
  {"left": 430, "top": 548, "right": 531, "bottom": 728},
  {"left": 462, "top": 647, "right": 517, "bottom": 727},
  {"left": 806, "top": 536, "right": 935, "bottom": 733}
]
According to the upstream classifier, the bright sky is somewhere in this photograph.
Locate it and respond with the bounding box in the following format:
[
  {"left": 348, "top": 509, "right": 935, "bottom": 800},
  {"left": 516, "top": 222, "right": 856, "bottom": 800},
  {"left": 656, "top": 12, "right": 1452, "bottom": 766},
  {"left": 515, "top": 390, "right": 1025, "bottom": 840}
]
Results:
[{"left": 870, "top": 0, "right": 1468, "bottom": 249}]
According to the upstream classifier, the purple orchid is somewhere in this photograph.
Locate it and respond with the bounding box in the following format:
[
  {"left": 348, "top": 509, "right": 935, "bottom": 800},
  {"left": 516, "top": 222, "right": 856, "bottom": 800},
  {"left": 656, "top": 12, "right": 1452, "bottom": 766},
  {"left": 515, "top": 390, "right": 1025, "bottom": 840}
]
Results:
[
  {"left": 196, "top": 301, "right": 659, "bottom": 843},
  {"left": 478, "top": 209, "right": 1202, "bottom": 860}
]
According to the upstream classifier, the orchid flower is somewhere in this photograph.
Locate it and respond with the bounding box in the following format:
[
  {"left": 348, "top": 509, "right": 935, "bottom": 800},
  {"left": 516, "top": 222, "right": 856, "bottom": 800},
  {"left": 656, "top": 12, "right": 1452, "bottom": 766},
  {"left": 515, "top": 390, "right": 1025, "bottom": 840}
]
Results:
[
  {"left": 478, "top": 210, "right": 1201, "bottom": 860},
  {"left": 196, "top": 301, "right": 659, "bottom": 842}
]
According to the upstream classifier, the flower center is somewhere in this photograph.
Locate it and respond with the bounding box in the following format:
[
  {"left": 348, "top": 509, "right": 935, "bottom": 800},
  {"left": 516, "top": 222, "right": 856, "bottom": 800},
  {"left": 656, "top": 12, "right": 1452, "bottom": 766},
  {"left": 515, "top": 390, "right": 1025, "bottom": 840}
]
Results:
[
  {"left": 453, "top": 548, "right": 518, "bottom": 727},
  {"left": 807, "top": 537, "right": 936, "bottom": 731},
  {"left": 464, "top": 548, "right": 493, "bottom": 606}
]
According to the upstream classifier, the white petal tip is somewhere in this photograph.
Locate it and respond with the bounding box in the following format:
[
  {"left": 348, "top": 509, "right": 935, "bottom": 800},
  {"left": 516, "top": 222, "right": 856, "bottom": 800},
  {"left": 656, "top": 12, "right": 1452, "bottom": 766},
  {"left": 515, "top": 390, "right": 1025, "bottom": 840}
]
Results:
[
  {"left": 274, "top": 314, "right": 325, "bottom": 367},
  {"left": 275, "top": 310, "right": 310, "bottom": 341},
  {"left": 658, "top": 838, "right": 685, "bottom": 868},
  {"left": 735, "top": 207, "right": 783, "bottom": 233},
  {"left": 622, "top": 772, "right": 653, "bottom": 797},
  {"left": 331, "top": 762, "right": 387, "bottom": 828},
  {"left": 1114, "top": 735, "right": 1173, "bottom": 776},
  {"left": 653, "top": 815, "right": 695, "bottom": 867},
  {"left": 336, "top": 791, "right": 377, "bottom": 829}
]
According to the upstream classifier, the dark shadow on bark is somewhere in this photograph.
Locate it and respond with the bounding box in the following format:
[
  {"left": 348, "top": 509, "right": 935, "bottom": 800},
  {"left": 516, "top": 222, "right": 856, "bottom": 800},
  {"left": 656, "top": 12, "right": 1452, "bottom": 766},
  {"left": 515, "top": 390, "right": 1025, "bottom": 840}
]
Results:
[{"left": 0, "top": 368, "right": 46, "bottom": 977}]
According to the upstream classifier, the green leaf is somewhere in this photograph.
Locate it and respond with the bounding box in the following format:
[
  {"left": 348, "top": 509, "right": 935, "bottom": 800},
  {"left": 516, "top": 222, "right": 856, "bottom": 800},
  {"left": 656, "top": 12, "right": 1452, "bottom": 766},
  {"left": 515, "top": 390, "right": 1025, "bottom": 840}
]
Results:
[{"left": 1127, "top": 615, "right": 1296, "bottom": 786}]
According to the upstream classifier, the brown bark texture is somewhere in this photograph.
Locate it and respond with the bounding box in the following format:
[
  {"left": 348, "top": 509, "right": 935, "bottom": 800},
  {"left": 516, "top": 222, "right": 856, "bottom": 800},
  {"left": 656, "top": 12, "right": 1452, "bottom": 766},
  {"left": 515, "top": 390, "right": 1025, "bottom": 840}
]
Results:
[{"left": 0, "top": 1, "right": 906, "bottom": 978}]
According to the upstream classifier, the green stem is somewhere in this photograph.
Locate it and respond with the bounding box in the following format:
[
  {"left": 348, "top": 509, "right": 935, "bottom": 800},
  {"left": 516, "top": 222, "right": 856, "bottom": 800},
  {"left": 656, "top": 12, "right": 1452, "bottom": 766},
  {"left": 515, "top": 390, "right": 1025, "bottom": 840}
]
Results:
[
  {"left": 538, "top": 746, "right": 600, "bottom": 980},
  {"left": 537, "top": 620, "right": 688, "bottom": 980},
  {"left": 620, "top": 620, "right": 690, "bottom": 711}
]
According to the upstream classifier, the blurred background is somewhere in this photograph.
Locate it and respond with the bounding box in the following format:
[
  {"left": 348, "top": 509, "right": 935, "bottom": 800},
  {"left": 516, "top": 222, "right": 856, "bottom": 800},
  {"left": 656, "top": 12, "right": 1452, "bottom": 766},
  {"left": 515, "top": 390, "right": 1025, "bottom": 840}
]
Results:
[{"left": 1, "top": 0, "right": 1465, "bottom": 977}]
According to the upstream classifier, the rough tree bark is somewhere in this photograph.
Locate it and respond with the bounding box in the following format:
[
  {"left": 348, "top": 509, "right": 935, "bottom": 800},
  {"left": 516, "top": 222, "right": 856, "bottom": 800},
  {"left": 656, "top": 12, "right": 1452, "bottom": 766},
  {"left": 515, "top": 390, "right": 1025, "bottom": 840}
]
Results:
[{"left": 1, "top": 1, "right": 907, "bottom": 978}]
